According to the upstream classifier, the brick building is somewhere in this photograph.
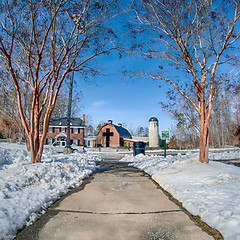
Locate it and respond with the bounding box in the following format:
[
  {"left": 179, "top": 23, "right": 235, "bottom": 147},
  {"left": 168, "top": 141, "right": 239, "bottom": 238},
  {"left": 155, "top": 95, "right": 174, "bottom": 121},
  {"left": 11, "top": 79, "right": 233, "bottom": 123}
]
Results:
[
  {"left": 235, "top": 126, "right": 240, "bottom": 147},
  {"left": 97, "top": 120, "right": 132, "bottom": 147},
  {"left": 45, "top": 115, "right": 85, "bottom": 146}
]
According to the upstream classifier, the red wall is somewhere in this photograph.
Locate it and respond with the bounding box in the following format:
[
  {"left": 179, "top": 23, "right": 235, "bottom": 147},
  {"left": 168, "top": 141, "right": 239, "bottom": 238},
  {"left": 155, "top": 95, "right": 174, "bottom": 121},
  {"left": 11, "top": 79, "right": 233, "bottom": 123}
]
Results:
[
  {"left": 46, "top": 128, "right": 85, "bottom": 145},
  {"left": 97, "top": 123, "right": 120, "bottom": 147}
]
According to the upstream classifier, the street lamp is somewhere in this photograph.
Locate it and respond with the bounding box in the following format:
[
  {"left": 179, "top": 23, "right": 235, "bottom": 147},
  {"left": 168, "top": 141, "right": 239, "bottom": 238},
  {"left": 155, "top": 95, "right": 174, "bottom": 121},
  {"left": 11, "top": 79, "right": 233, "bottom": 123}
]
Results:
[{"left": 65, "top": 14, "right": 85, "bottom": 152}]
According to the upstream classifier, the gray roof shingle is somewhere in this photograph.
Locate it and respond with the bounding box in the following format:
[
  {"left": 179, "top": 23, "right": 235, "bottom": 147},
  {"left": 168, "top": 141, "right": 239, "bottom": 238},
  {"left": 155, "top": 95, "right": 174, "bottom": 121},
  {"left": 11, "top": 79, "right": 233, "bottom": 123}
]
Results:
[{"left": 49, "top": 117, "right": 84, "bottom": 127}]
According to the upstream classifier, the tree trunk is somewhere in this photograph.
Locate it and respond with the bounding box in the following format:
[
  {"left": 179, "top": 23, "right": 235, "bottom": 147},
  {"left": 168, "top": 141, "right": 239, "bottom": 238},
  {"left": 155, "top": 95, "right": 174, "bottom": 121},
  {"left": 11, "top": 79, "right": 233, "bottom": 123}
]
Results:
[
  {"left": 29, "top": 135, "right": 36, "bottom": 164},
  {"left": 199, "top": 126, "right": 209, "bottom": 163},
  {"left": 29, "top": 115, "right": 49, "bottom": 163},
  {"left": 35, "top": 143, "right": 44, "bottom": 163},
  {"left": 199, "top": 94, "right": 210, "bottom": 163},
  {"left": 199, "top": 99, "right": 209, "bottom": 163}
]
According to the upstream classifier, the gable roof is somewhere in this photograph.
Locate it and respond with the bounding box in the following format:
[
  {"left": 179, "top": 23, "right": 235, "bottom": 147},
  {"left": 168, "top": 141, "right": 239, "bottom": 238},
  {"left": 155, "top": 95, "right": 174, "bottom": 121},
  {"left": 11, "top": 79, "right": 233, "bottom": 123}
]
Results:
[
  {"left": 112, "top": 124, "right": 131, "bottom": 138},
  {"left": 49, "top": 117, "right": 84, "bottom": 127},
  {"left": 235, "top": 126, "right": 240, "bottom": 136},
  {"left": 98, "top": 123, "right": 132, "bottom": 138}
]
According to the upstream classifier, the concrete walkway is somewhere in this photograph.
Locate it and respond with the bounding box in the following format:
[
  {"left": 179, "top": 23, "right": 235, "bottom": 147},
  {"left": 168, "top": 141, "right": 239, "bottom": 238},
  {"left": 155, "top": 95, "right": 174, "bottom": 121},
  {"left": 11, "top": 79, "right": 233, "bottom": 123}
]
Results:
[{"left": 16, "top": 160, "right": 214, "bottom": 240}]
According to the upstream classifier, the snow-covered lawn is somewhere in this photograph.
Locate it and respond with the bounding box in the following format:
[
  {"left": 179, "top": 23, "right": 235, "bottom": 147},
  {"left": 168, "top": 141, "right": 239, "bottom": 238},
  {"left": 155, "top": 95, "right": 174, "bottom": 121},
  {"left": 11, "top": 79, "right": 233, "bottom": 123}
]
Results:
[
  {"left": 120, "top": 150, "right": 240, "bottom": 240},
  {"left": 0, "top": 143, "right": 101, "bottom": 240},
  {"left": 1, "top": 142, "right": 240, "bottom": 240}
]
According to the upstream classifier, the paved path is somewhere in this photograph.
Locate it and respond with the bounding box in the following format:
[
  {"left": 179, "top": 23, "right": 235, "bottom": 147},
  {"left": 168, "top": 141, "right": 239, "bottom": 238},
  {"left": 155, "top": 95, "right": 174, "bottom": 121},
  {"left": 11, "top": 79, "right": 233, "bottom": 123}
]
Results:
[{"left": 16, "top": 160, "right": 214, "bottom": 240}]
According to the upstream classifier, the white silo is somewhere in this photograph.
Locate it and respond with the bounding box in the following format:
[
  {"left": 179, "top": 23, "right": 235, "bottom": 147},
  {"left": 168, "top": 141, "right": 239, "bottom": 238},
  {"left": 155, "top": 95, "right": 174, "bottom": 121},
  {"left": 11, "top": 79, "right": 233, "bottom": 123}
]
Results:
[{"left": 149, "top": 117, "right": 159, "bottom": 148}]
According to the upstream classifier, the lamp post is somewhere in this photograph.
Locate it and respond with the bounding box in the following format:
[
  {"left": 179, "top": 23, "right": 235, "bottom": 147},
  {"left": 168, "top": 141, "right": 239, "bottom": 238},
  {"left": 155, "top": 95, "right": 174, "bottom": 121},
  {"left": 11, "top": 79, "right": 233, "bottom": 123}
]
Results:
[
  {"left": 65, "top": 15, "right": 84, "bottom": 153},
  {"left": 66, "top": 65, "right": 75, "bottom": 151}
]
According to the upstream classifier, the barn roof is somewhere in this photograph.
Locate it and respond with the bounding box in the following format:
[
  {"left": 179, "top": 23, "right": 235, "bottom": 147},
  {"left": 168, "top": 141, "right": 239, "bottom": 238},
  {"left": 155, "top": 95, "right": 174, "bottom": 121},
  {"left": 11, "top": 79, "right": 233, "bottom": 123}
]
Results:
[
  {"left": 49, "top": 117, "right": 84, "bottom": 127},
  {"left": 98, "top": 122, "right": 132, "bottom": 138},
  {"left": 113, "top": 124, "right": 131, "bottom": 137},
  {"left": 235, "top": 126, "right": 240, "bottom": 136}
]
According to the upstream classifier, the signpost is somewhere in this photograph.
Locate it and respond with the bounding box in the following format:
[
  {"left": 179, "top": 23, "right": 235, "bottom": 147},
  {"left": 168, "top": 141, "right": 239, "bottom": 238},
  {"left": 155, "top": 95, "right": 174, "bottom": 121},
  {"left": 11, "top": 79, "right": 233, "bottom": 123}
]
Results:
[
  {"left": 161, "top": 130, "right": 170, "bottom": 157},
  {"left": 161, "top": 130, "right": 170, "bottom": 140}
]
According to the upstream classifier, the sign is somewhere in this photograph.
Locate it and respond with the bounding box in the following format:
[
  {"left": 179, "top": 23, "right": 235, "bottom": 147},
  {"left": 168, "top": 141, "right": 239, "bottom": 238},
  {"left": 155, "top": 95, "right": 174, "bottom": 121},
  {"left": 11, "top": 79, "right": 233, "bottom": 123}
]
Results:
[{"left": 161, "top": 130, "right": 170, "bottom": 140}]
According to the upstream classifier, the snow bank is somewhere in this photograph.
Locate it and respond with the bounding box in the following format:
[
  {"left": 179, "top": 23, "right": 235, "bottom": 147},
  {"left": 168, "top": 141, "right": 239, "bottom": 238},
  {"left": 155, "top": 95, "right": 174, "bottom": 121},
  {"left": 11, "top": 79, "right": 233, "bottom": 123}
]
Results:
[
  {"left": 209, "top": 150, "right": 240, "bottom": 161},
  {"left": 0, "top": 143, "right": 101, "bottom": 240},
  {"left": 0, "top": 144, "right": 30, "bottom": 170},
  {"left": 120, "top": 150, "right": 240, "bottom": 240}
]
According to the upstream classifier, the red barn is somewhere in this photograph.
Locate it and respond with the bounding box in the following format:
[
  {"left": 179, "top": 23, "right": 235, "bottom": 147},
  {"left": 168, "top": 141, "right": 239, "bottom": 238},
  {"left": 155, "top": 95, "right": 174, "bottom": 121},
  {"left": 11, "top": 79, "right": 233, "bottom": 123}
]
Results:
[{"left": 97, "top": 120, "right": 132, "bottom": 147}]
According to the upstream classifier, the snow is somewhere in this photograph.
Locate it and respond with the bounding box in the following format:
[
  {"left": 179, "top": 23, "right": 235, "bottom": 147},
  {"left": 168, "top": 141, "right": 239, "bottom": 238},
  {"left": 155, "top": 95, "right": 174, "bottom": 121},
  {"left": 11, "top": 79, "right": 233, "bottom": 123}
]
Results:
[
  {"left": 120, "top": 150, "right": 240, "bottom": 240},
  {"left": 0, "top": 143, "right": 101, "bottom": 240},
  {"left": 1, "top": 142, "right": 240, "bottom": 240},
  {"left": 86, "top": 146, "right": 240, "bottom": 157}
]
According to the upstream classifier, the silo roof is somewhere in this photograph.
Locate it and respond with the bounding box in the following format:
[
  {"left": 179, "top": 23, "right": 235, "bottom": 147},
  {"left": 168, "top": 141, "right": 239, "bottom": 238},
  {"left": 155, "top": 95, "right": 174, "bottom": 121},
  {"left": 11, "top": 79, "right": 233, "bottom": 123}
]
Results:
[{"left": 149, "top": 117, "right": 158, "bottom": 122}]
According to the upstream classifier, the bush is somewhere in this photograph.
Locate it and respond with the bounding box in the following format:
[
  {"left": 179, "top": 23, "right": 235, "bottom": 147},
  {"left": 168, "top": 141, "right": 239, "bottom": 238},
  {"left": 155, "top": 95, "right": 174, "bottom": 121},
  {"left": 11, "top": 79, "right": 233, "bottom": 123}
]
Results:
[{"left": 168, "top": 136, "right": 178, "bottom": 149}]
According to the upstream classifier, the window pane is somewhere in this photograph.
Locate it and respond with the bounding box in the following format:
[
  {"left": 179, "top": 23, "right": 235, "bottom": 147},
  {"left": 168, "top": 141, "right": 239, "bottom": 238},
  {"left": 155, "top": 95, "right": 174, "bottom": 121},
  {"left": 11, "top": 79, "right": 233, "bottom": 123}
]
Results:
[{"left": 74, "top": 128, "right": 78, "bottom": 133}]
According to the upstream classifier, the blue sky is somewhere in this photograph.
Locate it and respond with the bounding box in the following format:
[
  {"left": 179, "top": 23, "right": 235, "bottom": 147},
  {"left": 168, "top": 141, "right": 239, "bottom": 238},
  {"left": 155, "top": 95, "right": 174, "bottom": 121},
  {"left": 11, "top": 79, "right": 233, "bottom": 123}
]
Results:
[
  {"left": 72, "top": 3, "right": 177, "bottom": 132},
  {"left": 76, "top": 51, "right": 176, "bottom": 131},
  {"left": 72, "top": 0, "right": 238, "bottom": 134}
]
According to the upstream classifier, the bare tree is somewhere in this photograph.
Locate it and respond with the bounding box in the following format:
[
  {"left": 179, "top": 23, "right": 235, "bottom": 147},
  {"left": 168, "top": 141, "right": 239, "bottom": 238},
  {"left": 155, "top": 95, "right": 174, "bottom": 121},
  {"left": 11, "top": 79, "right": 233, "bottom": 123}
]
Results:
[
  {"left": 0, "top": 0, "right": 118, "bottom": 163},
  {"left": 51, "top": 83, "right": 84, "bottom": 119},
  {"left": 0, "top": 71, "right": 26, "bottom": 141},
  {"left": 132, "top": 0, "right": 240, "bottom": 162},
  {"left": 167, "top": 85, "right": 239, "bottom": 148}
]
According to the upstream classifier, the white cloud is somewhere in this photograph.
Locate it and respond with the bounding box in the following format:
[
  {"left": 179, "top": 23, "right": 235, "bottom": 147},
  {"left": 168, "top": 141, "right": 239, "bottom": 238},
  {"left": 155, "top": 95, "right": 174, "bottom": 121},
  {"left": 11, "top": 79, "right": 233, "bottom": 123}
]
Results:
[{"left": 92, "top": 100, "right": 108, "bottom": 108}]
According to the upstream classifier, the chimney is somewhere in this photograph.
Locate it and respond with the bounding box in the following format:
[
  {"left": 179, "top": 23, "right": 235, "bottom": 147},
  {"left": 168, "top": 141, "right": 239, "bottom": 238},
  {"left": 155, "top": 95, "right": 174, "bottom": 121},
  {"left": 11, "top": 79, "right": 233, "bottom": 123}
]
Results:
[
  {"left": 108, "top": 120, "right": 113, "bottom": 124},
  {"left": 118, "top": 123, "right": 122, "bottom": 127},
  {"left": 82, "top": 114, "right": 85, "bottom": 123}
]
